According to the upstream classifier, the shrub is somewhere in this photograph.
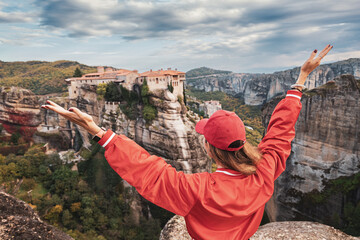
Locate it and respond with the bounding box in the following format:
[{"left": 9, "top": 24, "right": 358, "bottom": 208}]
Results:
[{"left": 143, "top": 105, "right": 157, "bottom": 123}]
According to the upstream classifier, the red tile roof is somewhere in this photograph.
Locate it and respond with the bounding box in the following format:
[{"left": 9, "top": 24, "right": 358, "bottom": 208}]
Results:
[{"left": 140, "top": 69, "right": 185, "bottom": 77}]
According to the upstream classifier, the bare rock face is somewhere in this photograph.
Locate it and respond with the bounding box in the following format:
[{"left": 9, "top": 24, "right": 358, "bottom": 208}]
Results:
[
  {"left": 188, "top": 58, "right": 360, "bottom": 105},
  {"left": 101, "top": 89, "right": 210, "bottom": 173},
  {"left": 250, "top": 221, "right": 359, "bottom": 240},
  {"left": 0, "top": 86, "right": 41, "bottom": 138},
  {"left": 159, "top": 216, "right": 358, "bottom": 240},
  {"left": 0, "top": 191, "right": 73, "bottom": 240},
  {"left": 262, "top": 75, "right": 360, "bottom": 229}
]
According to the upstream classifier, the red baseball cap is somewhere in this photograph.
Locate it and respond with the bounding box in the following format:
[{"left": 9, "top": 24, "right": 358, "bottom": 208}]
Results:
[{"left": 195, "top": 110, "right": 246, "bottom": 151}]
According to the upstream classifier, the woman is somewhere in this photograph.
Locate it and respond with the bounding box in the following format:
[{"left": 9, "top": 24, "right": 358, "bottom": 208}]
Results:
[{"left": 42, "top": 45, "right": 333, "bottom": 240}]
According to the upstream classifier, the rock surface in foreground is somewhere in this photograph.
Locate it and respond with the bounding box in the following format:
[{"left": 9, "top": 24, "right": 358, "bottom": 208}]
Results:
[
  {"left": 159, "top": 215, "right": 359, "bottom": 240},
  {"left": 0, "top": 191, "right": 73, "bottom": 240},
  {"left": 250, "top": 221, "right": 359, "bottom": 240},
  {"left": 159, "top": 215, "right": 191, "bottom": 240}
]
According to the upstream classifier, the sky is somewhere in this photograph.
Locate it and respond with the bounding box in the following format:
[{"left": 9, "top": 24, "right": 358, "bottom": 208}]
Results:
[{"left": 0, "top": 0, "right": 360, "bottom": 73}]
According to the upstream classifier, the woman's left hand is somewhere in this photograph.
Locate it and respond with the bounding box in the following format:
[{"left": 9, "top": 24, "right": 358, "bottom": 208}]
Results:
[
  {"left": 300, "top": 44, "right": 333, "bottom": 76},
  {"left": 41, "top": 100, "right": 101, "bottom": 135}
]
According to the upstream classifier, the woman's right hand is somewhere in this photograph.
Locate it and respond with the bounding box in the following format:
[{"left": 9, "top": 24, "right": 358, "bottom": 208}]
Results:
[{"left": 41, "top": 100, "right": 101, "bottom": 135}]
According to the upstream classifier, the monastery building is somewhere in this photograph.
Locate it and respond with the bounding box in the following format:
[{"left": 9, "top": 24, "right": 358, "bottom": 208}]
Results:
[{"left": 66, "top": 66, "right": 185, "bottom": 100}]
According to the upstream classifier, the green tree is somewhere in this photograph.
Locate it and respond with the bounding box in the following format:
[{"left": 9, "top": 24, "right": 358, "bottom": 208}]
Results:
[
  {"left": 73, "top": 67, "right": 83, "bottom": 77},
  {"left": 96, "top": 83, "right": 107, "bottom": 99},
  {"left": 50, "top": 166, "right": 79, "bottom": 195},
  {"left": 45, "top": 204, "right": 63, "bottom": 224},
  {"left": 0, "top": 154, "right": 5, "bottom": 165},
  {"left": 183, "top": 83, "right": 187, "bottom": 105},
  {"left": 10, "top": 132, "right": 21, "bottom": 145},
  {"left": 104, "top": 82, "right": 121, "bottom": 101},
  {"left": 15, "top": 158, "right": 32, "bottom": 178},
  {"left": 24, "top": 146, "right": 47, "bottom": 176},
  {"left": 168, "top": 81, "right": 174, "bottom": 93},
  {"left": 62, "top": 209, "right": 74, "bottom": 228},
  {"left": 141, "top": 79, "right": 149, "bottom": 104}
]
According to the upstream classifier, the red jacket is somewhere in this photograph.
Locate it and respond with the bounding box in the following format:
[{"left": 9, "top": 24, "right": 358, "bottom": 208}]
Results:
[{"left": 98, "top": 90, "right": 302, "bottom": 240}]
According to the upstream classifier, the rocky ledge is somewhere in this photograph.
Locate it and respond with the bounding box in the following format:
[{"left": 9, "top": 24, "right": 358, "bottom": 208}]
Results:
[
  {"left": 0, "top": 191, "right": 73, "bottom": 240},
  {"left": 159, "top": 215, "right": 359, "bottom": 240},
  {"left": 250, "top": 221, "right": 359, "bottom": 240}
]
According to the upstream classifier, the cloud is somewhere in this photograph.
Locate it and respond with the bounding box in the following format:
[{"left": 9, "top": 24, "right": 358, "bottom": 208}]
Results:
[
  {"left": 36, "top": 0, "right": 360, "bottom": 44},
  {"left": 0, "top": 1, "right": 35, "bottom": 23},
  {"left": 2, "top": 0, "right": 359, "bottom": 73},
  {"left": 0, "top": 10, "right": 34, "bottom": 23}
]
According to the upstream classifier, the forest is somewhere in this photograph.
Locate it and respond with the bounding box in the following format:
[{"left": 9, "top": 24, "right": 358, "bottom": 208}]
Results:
[{"left": 0, "top": 129, "right": 169, "bottom": 240}]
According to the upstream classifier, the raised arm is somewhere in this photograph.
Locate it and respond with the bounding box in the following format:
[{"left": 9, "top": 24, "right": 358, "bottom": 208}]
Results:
[
  {"left": 96, "top": 130, "right": 205, "bottom": 216},
  {"left": 258, "top": 45, "right": 333, "bottom": 180},
  {"left": 41, "top": 102, "right": 204, "bottom": 216}
]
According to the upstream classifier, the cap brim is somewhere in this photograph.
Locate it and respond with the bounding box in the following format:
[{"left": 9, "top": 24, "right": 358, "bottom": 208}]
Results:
[{"left": 195, "top": 119, "right": 208, "bottom": 135}]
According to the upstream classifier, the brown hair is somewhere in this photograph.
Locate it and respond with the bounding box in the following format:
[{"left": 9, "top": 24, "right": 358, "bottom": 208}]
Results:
[{"left": 207, "top": 141, "right": 262, "bottom": 175}]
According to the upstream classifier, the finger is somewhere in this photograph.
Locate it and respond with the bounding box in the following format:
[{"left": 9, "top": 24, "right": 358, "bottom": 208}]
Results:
[
  {"left": 41, "top": 104, "right": 88, "bottom": 127},
  {"left": 46, "top": 100, "right": 62, "bottom": 108},
  {"left": 316, "top": 44, "right": 332, "bottom": 61},
  {"left": 42, "top": 104, "right": 68, "bottom": 115},
  {"left": 68, "top": 107, "right": 85, "bottom": 119},
  {"left": 321, "top": 45, "right": 333, "bottom": 58},
  {"left": 42, "top": 105, "right": 82, "bottom": 121},
  {"left": 309, "top": 49, "right": 317, "bottom": 59}
]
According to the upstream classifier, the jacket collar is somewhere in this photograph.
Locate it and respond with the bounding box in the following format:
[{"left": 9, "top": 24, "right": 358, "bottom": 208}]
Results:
[{"left": 215, "top": 168, "right": 243, "bottom": 176}]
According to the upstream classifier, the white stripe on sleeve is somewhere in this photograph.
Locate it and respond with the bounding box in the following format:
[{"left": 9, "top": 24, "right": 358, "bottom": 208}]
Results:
[{"left": 102, "top": 133, "right": 115, "bottom": 148}]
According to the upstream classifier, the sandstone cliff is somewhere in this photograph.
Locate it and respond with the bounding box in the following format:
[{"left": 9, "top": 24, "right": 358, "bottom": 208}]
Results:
[
  {"left": 187, "top": 58, "right": 360, "bottom": 105},
  {"left": 0, "top": 191, "right": 73, "bottom": 240},
  {"left": 262, "top": 75, "right": 360, "bottom": 232},
  {"left": 99, "top": 88, "right": 210, "bottom": 173},
  {"left": 0, "top": 84, "right": 209, "bottom": 173},
  {"left": 0, "top": 86, "right": 41, "bottom": 138}
]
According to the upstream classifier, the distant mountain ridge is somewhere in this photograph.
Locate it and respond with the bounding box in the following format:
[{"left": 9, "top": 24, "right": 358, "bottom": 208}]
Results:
[
  {"left": 186, "top": 58, "right": 360, "bottom": 105},
  {"left": 0, "top": 60, "right": 96, "bottom": 95},
  {"left": 186, "top": 67, "right": 232, "bottom": 78}
]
